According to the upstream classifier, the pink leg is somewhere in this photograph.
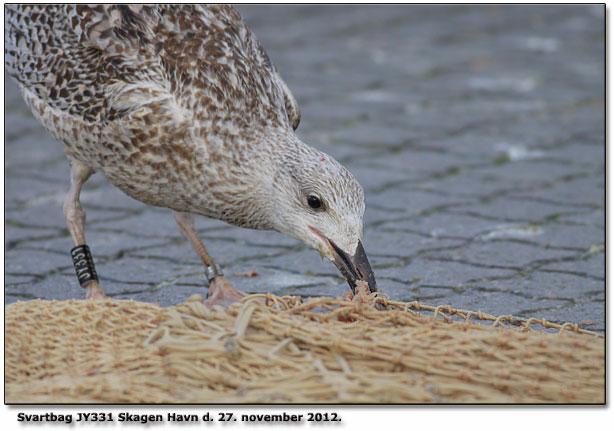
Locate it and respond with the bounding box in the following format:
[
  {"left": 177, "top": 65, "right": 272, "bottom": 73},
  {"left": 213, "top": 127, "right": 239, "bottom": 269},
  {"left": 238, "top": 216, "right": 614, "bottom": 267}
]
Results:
[
  {"left": 173, "top": 211, "right": 246, "bottom": 306},
  {"left": 63, "top": 159, "right": 106, "bottom": 300}
]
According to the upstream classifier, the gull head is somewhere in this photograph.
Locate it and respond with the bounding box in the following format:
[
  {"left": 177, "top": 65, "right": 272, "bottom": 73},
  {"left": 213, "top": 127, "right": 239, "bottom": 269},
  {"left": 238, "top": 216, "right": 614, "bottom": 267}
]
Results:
[{"left": 268, "top": 141, "right": 377, "bottom": 294}]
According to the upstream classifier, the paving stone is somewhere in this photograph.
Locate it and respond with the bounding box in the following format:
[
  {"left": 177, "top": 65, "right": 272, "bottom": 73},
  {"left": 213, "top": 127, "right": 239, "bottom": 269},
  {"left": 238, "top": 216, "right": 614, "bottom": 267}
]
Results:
[
  {"left": 447, "top": 195, "right": 597, "bottom": 224},
  {"left": 539, "top": 252, "right": 605, "bottom": 281}
]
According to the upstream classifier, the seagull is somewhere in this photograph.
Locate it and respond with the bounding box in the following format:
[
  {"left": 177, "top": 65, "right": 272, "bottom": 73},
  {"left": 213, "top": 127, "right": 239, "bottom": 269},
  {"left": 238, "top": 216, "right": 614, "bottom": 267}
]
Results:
[{"left": 5, "top": 4, "right": 377, "bottom": 304}]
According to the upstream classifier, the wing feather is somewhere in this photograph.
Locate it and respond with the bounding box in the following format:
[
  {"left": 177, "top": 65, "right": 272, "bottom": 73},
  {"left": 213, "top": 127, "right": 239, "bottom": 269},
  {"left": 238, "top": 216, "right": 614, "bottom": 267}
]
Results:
[{"left": 6, "top": 4, "right": 298, "bottom": 129}]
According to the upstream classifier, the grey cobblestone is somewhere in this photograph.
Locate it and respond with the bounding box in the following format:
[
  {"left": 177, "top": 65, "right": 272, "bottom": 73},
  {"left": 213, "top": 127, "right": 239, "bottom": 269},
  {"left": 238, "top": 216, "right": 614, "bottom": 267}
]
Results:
[{"left": 4, "top": 5, "right": 604, "bottom": 332}]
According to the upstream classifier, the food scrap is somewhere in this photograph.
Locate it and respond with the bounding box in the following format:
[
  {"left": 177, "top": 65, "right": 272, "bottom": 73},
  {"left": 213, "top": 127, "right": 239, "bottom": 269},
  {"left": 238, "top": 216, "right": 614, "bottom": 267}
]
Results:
[{"left": 232, "top": 271, "right": 259, "bottom": 277}]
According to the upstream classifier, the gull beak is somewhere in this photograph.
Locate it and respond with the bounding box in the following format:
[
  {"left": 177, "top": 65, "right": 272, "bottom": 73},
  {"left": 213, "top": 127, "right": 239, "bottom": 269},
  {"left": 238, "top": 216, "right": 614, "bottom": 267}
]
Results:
[
  {"left": 308, "top": 226, "right": 377, "bottom": 294},
  {"left": 328, "top": 239, "right": 377, "bottom": 294}
]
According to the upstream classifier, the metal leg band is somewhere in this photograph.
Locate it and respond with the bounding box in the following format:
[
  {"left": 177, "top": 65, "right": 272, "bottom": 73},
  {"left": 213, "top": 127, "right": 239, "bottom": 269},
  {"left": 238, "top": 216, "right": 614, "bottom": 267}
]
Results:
[
  {"left": 204, "top": 264, "right": 223, "bottom": 284},
  {"left": 71, "top": 244, "right": 98, "bottom": 287}
]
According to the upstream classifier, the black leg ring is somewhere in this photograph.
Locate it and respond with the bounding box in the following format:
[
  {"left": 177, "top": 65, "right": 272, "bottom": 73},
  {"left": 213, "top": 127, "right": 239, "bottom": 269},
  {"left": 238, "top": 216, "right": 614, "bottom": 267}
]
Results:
[{"left": 71, "top": 244, "right": 98, "bottom": 287}]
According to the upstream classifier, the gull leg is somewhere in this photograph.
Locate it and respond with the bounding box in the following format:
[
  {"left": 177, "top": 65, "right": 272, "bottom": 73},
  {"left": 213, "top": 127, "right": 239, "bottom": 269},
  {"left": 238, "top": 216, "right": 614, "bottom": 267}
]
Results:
[
  {"left": 63, "top": 159, "right": 106, "bottom": 300},
  {"left": 173, "top": 211, "right": 246, "bottom": 305}
]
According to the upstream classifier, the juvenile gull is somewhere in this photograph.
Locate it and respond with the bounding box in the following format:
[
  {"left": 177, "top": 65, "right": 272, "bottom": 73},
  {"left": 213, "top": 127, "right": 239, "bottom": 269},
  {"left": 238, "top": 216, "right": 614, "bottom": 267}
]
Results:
[{"left": 5, "top": 5, "right": 377, "bottom": 303}]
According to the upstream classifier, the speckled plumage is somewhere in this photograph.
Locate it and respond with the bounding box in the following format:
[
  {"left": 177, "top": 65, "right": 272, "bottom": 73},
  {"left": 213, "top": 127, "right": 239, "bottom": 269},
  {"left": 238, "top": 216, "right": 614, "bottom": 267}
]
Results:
[{"left": 5, "top": 5, "right": 372, "bottom": 296}]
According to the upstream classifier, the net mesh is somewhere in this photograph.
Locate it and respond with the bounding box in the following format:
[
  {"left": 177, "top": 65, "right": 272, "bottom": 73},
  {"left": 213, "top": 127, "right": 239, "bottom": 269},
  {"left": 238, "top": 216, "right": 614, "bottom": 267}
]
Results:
[{"left": 5, "top": 294, "right": 604, "bottom": 403}]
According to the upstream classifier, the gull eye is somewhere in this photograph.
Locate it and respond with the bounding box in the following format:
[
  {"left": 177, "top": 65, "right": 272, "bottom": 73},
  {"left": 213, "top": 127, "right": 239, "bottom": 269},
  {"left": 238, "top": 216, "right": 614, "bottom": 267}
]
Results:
[{"left": 307, "top": 195, "right": 323, "bottom": 210}]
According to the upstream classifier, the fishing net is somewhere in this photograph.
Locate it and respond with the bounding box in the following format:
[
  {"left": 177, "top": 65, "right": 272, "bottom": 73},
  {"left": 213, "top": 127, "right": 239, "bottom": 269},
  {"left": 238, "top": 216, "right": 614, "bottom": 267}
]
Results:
[{"left": 5, "top": 293, "right": 604, "bottom": 403}]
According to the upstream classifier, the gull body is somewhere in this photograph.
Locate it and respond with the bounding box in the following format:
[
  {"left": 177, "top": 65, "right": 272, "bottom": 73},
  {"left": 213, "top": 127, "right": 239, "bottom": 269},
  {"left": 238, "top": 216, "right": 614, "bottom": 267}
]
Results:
[{"left": 5, "top": 4, "right": 376, "bottom": 300}]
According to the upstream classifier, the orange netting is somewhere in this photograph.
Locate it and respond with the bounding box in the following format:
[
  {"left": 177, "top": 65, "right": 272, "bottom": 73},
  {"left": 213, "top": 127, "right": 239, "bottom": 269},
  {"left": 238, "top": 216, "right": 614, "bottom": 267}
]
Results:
[{"left": 5, "top": 294, "right": 604, "bottom": 403}]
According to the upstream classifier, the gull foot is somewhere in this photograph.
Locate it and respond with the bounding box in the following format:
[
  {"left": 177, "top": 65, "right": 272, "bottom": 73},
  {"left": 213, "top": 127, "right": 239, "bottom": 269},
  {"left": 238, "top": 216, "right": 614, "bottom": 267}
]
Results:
[{"left": 207, "top": 275, "right": 247, "bottom": 307}]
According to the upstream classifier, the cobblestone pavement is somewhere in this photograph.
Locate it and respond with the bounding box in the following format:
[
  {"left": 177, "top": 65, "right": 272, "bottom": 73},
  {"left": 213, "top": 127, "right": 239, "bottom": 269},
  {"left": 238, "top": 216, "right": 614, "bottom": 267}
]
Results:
[{"left": 4, "top": 5, "right": 605, "bottom": 331}]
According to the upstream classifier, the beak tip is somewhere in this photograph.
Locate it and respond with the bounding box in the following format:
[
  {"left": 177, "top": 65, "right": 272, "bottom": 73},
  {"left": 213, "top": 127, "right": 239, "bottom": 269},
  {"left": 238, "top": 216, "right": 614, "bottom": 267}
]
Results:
[
  {"left": 347, "top": 240, "right": 377, "bottom": 294},
  {"left": 321, "top": 234, "right": 378, "bottom": 295}
]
